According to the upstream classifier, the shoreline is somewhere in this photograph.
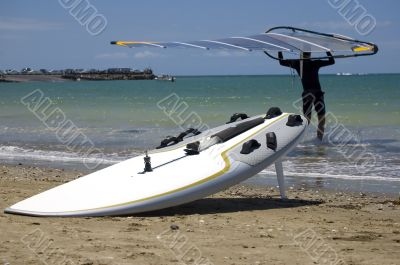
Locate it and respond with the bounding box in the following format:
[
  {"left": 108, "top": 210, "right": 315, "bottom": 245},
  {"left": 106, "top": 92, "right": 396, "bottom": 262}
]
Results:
[
  {"left": 1, "top": 163, "right": 399, "bottom": 264},
  {"left": 0, "top": 74, "right": 69, "bottom": 83},
  {"left": 0, "top": 73, "right": 155, "bottom": 83}
]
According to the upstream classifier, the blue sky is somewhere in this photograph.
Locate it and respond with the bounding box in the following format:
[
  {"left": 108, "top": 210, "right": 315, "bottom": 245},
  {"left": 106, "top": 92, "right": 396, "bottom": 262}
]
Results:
[{"left": 0, "top": 0, "right": 399, "bottom": 75}]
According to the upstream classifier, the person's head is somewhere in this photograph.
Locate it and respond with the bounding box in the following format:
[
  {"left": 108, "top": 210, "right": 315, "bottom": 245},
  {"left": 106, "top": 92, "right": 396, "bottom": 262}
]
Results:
[{"left": 301, "top": 52, "right": 311, "bottom": 60}]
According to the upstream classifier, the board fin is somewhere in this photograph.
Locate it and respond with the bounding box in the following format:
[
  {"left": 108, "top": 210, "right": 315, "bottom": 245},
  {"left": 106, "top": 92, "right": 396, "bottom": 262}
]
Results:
[{"left": 275, "top": 159, "right": 286, "bottom": 199}]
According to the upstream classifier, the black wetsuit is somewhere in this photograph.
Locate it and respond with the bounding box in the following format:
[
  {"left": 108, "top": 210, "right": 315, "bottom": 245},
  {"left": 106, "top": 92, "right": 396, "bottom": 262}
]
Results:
[{"left": 279, "top": 56, "right": 335, "bottom": 117}]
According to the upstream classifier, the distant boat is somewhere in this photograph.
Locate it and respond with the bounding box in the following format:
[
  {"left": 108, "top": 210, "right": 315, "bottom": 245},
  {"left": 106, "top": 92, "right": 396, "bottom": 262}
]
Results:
[
  {"left": 336, "top": 72, "right": 352, "bottom": 76},
  {"left": 155, "top": 74, "right": 175, "bottom": 82}
]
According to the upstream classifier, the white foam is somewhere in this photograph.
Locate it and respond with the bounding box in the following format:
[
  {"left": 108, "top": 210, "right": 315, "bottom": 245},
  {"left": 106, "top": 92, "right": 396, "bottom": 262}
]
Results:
[
  {"left": 0, "top": 145, "right": 124, "bottom": 166},
  {"left": 259, "top": 169, "right": 400, "bottom": 182}
]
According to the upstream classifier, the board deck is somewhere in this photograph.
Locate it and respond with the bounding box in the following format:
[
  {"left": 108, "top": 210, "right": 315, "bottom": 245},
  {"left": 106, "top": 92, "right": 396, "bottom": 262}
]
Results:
[{"left": 5, "top": 112, "right": 307, "bottom": 217}]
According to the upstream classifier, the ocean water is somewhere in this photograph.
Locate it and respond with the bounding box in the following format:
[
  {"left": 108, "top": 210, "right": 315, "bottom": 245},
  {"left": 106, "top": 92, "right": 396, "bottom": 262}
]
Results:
[{"left": 1, "top": 74, "right": 399, "bottom": 194}]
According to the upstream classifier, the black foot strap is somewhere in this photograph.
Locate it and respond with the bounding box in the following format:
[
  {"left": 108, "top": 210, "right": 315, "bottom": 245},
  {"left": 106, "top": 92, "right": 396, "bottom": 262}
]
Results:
[
  {"left": 156, "top": 128, "right": 201, "bottom": 149},
  {"left": 240, "top": 139, "right": 261, "bottom": 154},
  {"left": 226, "top": 113, "right": 249, "bottom": 124}
]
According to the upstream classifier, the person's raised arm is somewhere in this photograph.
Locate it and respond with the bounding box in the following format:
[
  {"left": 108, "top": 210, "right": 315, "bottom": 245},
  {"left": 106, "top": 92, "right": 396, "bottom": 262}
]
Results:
[{"left": 318, "top": 52, "right": 335, "bottom": 67}]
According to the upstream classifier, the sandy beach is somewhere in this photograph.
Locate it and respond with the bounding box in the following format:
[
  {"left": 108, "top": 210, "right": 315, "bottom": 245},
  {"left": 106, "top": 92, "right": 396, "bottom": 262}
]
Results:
[{"left": 0, "top": 164, "right": 399, "bottom": 265}]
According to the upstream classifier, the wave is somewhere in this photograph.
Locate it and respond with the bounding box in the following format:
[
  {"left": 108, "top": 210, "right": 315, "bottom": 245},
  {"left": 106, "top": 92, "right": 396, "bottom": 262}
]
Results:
[
  {"left": 0, "top": 145, "right": 127, "bottom": 166},
  {"left": 259, "top": 169, "right": 400, "bottom": 182}
]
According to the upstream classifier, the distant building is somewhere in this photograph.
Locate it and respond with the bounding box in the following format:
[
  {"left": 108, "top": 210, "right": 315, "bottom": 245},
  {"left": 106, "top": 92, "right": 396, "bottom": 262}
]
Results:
[
  {"left": 87, "top": 68, "right": 99, "bottom": 73},
  {"left": 143, "top": 68, "right": 153, "bottom": 74},
  {"left": 81, "top": 69, "right": 97, "bottom": 74},
  {"left": 21, "top": 67, "right": 33, "bottom": 74},
  {"left": 6, "top": 69, "right": 19, "bottom": 74},
  {"left": 49, "top": 70, "right": 63, "bottom": 75},
  {"left": 40, "top": 69, "right": 49, "bottom": 74},
  {"left": 64, "top": 69, "right": 76, "bottom": 74},
  {"left": 107, "top": 68, "right": 131, "bottom": 74}
]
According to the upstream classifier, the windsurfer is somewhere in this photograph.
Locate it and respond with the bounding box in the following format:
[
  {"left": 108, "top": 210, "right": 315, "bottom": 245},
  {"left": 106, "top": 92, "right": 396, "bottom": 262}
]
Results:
[{"left": 277, "top": 51, "right": 335, "bottom": 140}]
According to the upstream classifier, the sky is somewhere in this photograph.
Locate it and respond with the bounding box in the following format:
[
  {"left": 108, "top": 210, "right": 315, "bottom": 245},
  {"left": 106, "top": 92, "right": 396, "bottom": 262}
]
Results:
[{"left": 0, "top": 0, "right": 399, "bottom": 75}]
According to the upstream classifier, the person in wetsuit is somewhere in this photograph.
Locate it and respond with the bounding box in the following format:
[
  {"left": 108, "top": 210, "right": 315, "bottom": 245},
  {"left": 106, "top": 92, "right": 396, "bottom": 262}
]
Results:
[{"left": 278, "top": 51, "right": 335, "bottom": 140}]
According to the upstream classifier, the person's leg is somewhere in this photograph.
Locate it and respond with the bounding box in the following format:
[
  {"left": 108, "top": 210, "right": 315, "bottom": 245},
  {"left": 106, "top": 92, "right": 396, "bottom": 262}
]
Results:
[
  {"left": 302, "top": 91, "right": 313, "bottom": 124},
  {"left": 317, "top": 114, "right": 325, "bottom": 140},
  {"left": 314, "top": 91, "right": 326, "bottom": 140}
]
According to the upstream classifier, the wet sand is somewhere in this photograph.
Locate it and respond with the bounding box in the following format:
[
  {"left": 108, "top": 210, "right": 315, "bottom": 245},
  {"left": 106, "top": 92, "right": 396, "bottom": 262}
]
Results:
[{"left": 1, "top": 164, "right": 399, "bottom": 265}]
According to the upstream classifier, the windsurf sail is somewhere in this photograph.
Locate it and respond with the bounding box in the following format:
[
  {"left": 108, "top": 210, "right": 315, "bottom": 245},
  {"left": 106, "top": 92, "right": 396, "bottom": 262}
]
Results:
[{"left": 111, "top": 26, "right": 378, "bottom": 59}]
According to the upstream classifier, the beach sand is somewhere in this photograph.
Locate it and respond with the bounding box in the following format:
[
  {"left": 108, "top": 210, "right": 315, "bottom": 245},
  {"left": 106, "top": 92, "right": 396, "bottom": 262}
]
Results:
[{"left": 1, "top": 164, "right": 399, "bottom": 265}]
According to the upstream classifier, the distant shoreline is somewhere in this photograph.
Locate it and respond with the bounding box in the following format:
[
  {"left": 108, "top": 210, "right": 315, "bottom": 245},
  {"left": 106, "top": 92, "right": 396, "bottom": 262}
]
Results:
[
  {"left": 0, "top": 73, "right": 155, "bottom": 83},
  {"left": 0, "top": 74, "right": 68, "bottom": 83}
]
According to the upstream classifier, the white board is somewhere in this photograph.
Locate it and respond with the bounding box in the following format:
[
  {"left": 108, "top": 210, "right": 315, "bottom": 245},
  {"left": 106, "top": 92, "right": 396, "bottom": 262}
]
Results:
[{"left": 5, "top": 113, "right": 306, "bottom": 216}]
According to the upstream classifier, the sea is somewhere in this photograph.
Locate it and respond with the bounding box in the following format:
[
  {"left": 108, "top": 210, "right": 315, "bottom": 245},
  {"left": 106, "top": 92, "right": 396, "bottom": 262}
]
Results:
[{"left": 1, "top": 74, "right": 399, "bottom": 194}]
